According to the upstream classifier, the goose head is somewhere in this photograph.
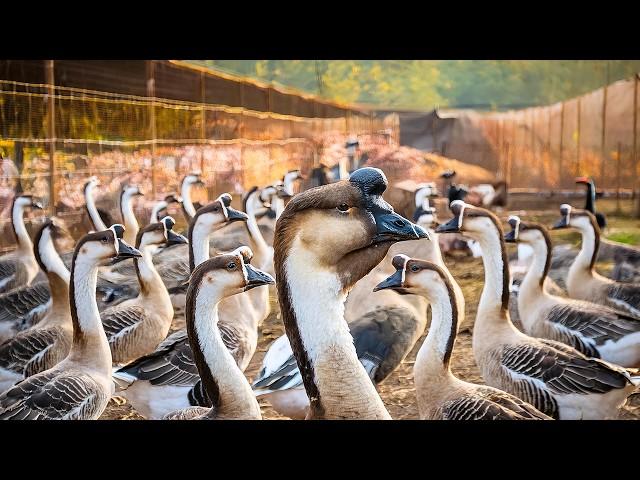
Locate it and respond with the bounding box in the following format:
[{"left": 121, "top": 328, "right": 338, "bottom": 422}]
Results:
[
  {"left": 33, "top": 217, "right": 71, "bottom": 274},
  {"left": 282, "top": 169, "right": 304, "bottom": 196},
  {"left": 190, "top": 193, "right": 248, "bottom": 233},
  {"left": 504, "top": 215, "right": 548, "bottom": 246},
  {"left": 188, "top": 246, "right": 275, "bottom": 300},
  {"left": 83, "top": 176, "right": 100, "bottom": 196},
  {"left": 435, "top": 200, "right": 499, "bottom": 241},
  {"left": 182, "top": 172, "right": 205, "bottom": 189},
  {"left": 551, "top": 203, "right": 598, "bottom": 233},
  {"left": 13, "top": 193, "right": 44, "bottom": 212},
  {"left": 275, "top": 167, "right": 429, "bottom": 290},
  {"left": 121, "top": 185, "right": 144, "bottom": 203},
  {"left": 150, "top": 194, "right": 183, "bottom": 223},
  {"left": 75, "top": 224, "right": 141, "bottom": 266},
  {"left": 374, "top": 254, "right": 452, "bottom": 301},
  {"left": 137, "top": 216, "right": 188, "bottom": 249}
]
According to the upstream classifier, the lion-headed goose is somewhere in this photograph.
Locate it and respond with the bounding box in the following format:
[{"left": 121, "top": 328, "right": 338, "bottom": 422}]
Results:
[
  {"left": 375, "top": 255, "right": 550, "bottom": 420},
  {"left": 0, "top": 219, "right": 73, "bottom": 392},
  {"left": 273, "top": 167, "right": 428, "bottom": 419},
  {"left": 101, "top": 217, "right": 188, "bottom": 364},
  {"left": 435, "top": 200, "right": 638, "bottom": 419},
  {"left": 505, "top": 216, "right": 640, "bottom": 367},
  {"left": 164, "top": 247, "right": 274, "bottom": 420},
  {"left": 554, "top": 204, "right": 640, "bottom": 318},
  {"left": 0, "top": 194, "right": 43, "bottom": 294},
  {"left": 0, "top": 225, "right": 141, "bottom": 420}
]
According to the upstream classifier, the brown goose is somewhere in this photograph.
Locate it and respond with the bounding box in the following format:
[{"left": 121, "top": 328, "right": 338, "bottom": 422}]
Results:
[
  {"left": 0, "top": 225, "right": 141, "bottom": 420},
  {"left": 164, "top": 247, "right": 274, "bottom": 420},
  {"left": 375, "top": 254, "right": 550, "bottom": 420},
  {"left": 554, "top": 204, "right": 640, "bottom": 318},
  {"left": 435, "top": 200, "right": 639, "bottom": 419}
]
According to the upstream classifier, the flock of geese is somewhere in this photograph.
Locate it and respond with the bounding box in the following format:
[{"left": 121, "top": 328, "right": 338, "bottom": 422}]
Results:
[{"left": 0, "top": 165, "right": 638, "bottom": 420}]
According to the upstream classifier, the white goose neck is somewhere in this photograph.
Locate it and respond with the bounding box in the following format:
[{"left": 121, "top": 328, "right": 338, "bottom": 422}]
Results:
[
  {"left": 572, "top": 223, "right": 597, "bottom": 275},
  {"left": 245, "top": 192, "right": 272, "bottom": 269},
  {"left": 136, "top": 243, "right": 164, "bottom": 296},
  {"left": 191, "top": 222, "right": 211, "bottom": 268},
  {"left": 520, "top": 239, "right": 547, "bottom": 301},
  {"left": 274, "top": 197, "right": 285, "bottom": 221},
  {"left": 39, "top": 229, "right": 71, "bottom": 316},
  {"left": 474, "top": 226, "right": 508, "bottom": 319},
  {"left": 85, "top": 183, "right": 107, "bottom": 231},
  {"left": 120, "top": 192, "right": 140, "bottom": 243},
  {"left": 150, "top": 201, "right": 168, "bottom": 224},
  {"left": 12, "top": 201, "right": 32, "bottom": 252},
  {"left": 182, "top": 182, "right": 197, "bottom": 218}
]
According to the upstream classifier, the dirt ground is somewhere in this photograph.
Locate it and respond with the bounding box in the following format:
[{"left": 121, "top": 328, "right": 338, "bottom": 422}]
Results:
[{"left": 101, "top": 254, "right": 640, "bottom": 421}]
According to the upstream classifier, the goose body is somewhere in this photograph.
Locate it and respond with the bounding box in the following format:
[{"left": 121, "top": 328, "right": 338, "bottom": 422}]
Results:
[
  {"left": 0, "top": 195, "right": 43, "bottom": 294},
  {"left": 435, "top": 201, "right": 638, "bottom": 420},
  {"left": 0, "top": 220, "right": 73, "bottom": 392},
  {"left": 0, "top": 282, "right": 50, "bottom": 342},
  {"left": 0, "top": 225, "right": 141, "bottom": 419},
  {"left": 555, "top": 205, "right": 640, "bottom": 318},
  {"left": 164, "top": 248, "right": 273, "bottom": 420},
  {"left": 375, "top": 255, "right": 550, "bottom": 420},
  {"left": 101, "top": 217, "right": 187, "bottom": 364},
  {"left": 506, "top": 216, "right": 640, "bottom": 367}
]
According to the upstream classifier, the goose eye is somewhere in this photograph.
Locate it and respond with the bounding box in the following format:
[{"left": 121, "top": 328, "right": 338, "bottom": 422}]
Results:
[
  {"left": 227, "top": 262, "right": 236, "bottom": 270},
  {"left": 337, "top": 203, "right": 349, "bottom": 212},
  {"left": 410, "top": 265, "right": 420, "bottom": 272},
  {"left": 101, "top": 237, "right": 109, "bottom": 243}
]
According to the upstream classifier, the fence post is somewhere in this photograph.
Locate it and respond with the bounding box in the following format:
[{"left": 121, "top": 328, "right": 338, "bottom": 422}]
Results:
[
  {"left": 616, "top": 141, "right": 622, "bottom": 213},
  {"left": 633, "top": 73, "right": 639, "bottom": 218},
  {"left": 200, "top": 71, "right": 206, "bottom": 174},
  {"left": 45, "top": 60, "right": 56, "bottom": 214},
  {"left": 600, "top": 81, "right": 608, "bottom": 186},
  {"left": 559, "top": 101, "right": 565, "bottom": 186},
  {"left": 576, "top": 97, "right": 581, "bottom": 175},
  {"left": 146, "top": 60, "right": 157, "bottom": 197}
]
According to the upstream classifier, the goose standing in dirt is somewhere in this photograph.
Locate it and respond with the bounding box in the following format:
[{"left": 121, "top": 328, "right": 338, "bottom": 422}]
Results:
[
  {"left": 0, "top": 220, "right": 73, "bottom": 392},
  {"left": 374, "top": 255, "right": 550, "bottom": 420},
  {"left": 164, "top": 248, "right": 273, "bottom": 420},
  {"left": 435, "top": 200, "right": 638, "bottom": 419},
  {"left": 0, "top": 225, "right": 141, "bottom": 419},
  {"left": 100, "top": 217, "right": 188, "bottom": 364},
  {"left": 554, "top": 204, "right": 640, "bottom": 318},
  {"left": 272, "top": 167, "right": 428, "bottom": 419},
  {"left": 0, "top": 194, "right": 43, "bottom": 294},
  {"left": 505, "top": 216, "right": 640, "bottom": 367}
]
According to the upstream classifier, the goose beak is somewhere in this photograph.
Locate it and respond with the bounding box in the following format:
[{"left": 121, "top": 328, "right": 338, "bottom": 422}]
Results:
[
  {"left": 134, "top": 190, "right": 145, "bottom": 197},
  {"left": 435, "top": 216, "right": 460, "bottom": 234},
  {"left": 575, "top": 176, "right": 589, "bottom": 184},
  {"left": 32, "top": 200, "right": 44, "bottom": 210},
  {"left": 373, "top": 269, "right": 408, "bottom": 294},
  {"left": 226, "top": 206, "right": 249, "bottom": 223},
  {"left": 244, "top": 264, "right": 275, "bottom": 291},
  {"left": 166, "top": 230, "right": 188, "bottom": 246},
  {"left": 552, "top": 216, "right": 569, "bottom": 230},
  {"left": 504, "top": 230, "right": 517, "bottom": 243},
  {"left": 116, "top": 240, "right": 142, "bottom": 259},
  {"left": 373, "top": 211, "right": 430, "bottom": 243}
]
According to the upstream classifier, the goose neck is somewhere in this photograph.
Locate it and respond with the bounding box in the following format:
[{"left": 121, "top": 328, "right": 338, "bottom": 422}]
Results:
[
  {"left": 85, "top": 184, "right": 107, "bottom": 231},
  {"left": 181, "top": 182, "right": 197, "bottom": 219},
  {"left": 189, "top": 221, "right": 212, "bottom": 270},
  {"left": 135, "top": 244, "right": 164, "bottom": 297},
  {"left": 572, "top": 222, "right": 599, "bottom": 276},
  {"left": 473, "top": 225, "right": 510, "bottom": 323},
  {"left": 12, "top": 201, "right": 32, "bottom": 252},
  {"left": 520, "top": 238, "right": 550, "bottom": 303},
  {"left": 120, "top": 193, "right": 139, "bottom": 244},
  {"left": 150, "top": 201, "right": 168, "bottom": 224},
  {"left": 279, "top": 241, "right": 390, "bottom": 419},
  {"left": 245, "top": 192, "right": 271, "bottom": 266}
]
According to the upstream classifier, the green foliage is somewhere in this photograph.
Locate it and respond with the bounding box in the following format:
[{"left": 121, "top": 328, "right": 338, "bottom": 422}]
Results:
[
  {"left": 607, "top": 231, "right": 640, "bottom": 246},
  {"left": 188, "top": 60, "right": 640, "bottom": 110}
]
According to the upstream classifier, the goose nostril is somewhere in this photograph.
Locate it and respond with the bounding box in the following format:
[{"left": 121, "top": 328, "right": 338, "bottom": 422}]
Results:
[{"left": 393, "top": 219, "right": 406, "bottom": 228}]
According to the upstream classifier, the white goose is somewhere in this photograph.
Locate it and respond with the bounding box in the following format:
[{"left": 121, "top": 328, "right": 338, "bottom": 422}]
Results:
[
  {"left": 150, "top": 194, "right": 182, "bottom": 224},
  {"left": 272, "top": 167, "right": 427, "bottom": 419},
  {"left": 0, "top": 194, "right": 43, "bottom": 293},
  {"left": 554, "top": 204, "right": 640, "bottom": 318},
  {"left": 374, "top": 254, "right": 550, "bottom": 420},
  {"left": 435, "top": 200, "right": 639, "bottom": 420},
  {"left": 505, "top": 216, "right": 640, "bottom": 367},
  {"left": 164, "top": 247, "right": 274, "bottom": 420},
  {"left": 0, "top": 219, "right": 73, "bottom": 392},
  {"left": 119, "top": 185, "right": 144, "bottom": 246},
  {"left": 0, "top": 225, "right": 141, "bottom": 420}
]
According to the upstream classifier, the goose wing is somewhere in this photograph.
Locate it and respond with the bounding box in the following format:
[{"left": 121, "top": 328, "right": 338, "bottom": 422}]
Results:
[
  {"left": 101, "top": 305, "right": 149, "bottom": 355},
  {"left": 0, "top": 259, "right": 20, "bottom": 292},
  {"left": 0, "top": 326, "right": 69, "bottom": 378},
  {"left": 607, "top": 283, "right": 640, "bottom": 317},
  {"left": 114, "top": 329, "right": 200, "bottom": 387},
  {"left": 441, "top": 389, "right": 551, "bottom": 420},
  {"left": 251, "top": 335, "right": 301, "bottom": 395},
  {"left": 0, "top": 369, "right": 107, "bottom": 420},
  {"left": 0, "top": 281, "right": 50, "bottom": 327}
]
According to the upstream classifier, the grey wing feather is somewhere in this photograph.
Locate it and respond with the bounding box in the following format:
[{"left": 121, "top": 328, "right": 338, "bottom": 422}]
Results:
[
  {"left": 608, "top": 283, "right": 640, "bottom": 313},
  {"left": 0, "top": 370, "right": 107, "bottom": 420},
  {"left": 441, "top": 389, "right": 550, "bottom": 420},
  {"left": 0, "top": 281, "right": 50, "bottom": 327},
  {"left": 101, "top": 305, "right": 148, "bottom": 354},
  {"left": 0, "top": 326, "right": 69, "bottom": 378},
  {"left": 0, "top": 259, "right": 24, "bottom": 293}
]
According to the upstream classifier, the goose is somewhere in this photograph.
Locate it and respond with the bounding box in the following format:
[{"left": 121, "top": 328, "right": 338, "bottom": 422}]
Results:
[
  {"left": 575, "top": 176, "right": 606, "bottom": 229},
  {"left": 374, "top": 254, "right": 551, "bottom": 420},
  {"left": 0, "top": 225, "right": 142, "bottom": 419},
  {"left": 150, "top": 194, "right": 182, "bottom": 224},
  {"left": 163, "top": 247, "right": 274, "bottom": 420},
  {"left": 504, "top": 216, "right": 640, "bottom": 367},
  {"left": 83, "top": 176, "right": 113, "bottom": 232},
  {"left": 119, "top": 185, "right": 144, "bottom": 246},
  {"left": 435, "top": 200, "right": 639, "bottom": 419},
  {"left": 554, "top": 204, "right": 640, "bottom": 318},
  {"left": 272, "top": 167, "right": 428, "bottom": 419},
  {"left": 110, "top": 196, "right": 253, "bottom": 419},
  {"left": 240, "top": 186, "right": 274, "bottom": 274},
  {"left": 252, "top": 186, "right": 439, "bottom": 419},
  {"left": 180, "top": 172, "right": 205, "bottom": 223},
  {"left": 0, "top": 194, "right": 43, "bottom": 294},
  {"left": 0, "top": 219, "right": 73, "bottom": 392},
  {"left": 100, "top": 217, "right": 188, "bottom": 364}
]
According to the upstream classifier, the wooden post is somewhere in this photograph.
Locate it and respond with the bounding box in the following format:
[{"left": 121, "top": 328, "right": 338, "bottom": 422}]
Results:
[
  {"left": 633, "top": 73, "right": 639, "bottom": 218},
  {"left": 616, "top": 141, "right": 622, "bottom": 213},
  {"left": 46, "top": 60, "right": 56, "bottom": 214},
  {"left": 559, "top": 102, "right": 565, "bottom": 186},
  {"left": 200, "top": 71, "right": 206, "bottom": 174},
  {"left": 600, "top": 80, "right": 609, "bottom": 186},
  {"left": 576, "top": 98, "right": 581, "bottom": 175},
  {"left": 146, "top": 61, "right": 157, "bottom": 197}
]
